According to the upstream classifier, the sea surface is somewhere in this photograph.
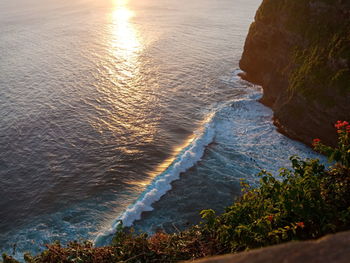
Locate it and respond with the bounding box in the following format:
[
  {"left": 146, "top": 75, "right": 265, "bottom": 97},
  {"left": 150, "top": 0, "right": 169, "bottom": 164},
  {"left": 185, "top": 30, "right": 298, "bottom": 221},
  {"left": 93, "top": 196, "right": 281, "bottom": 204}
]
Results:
[{"left": 0, "top": 0, "right": 324, "bottom": 259}]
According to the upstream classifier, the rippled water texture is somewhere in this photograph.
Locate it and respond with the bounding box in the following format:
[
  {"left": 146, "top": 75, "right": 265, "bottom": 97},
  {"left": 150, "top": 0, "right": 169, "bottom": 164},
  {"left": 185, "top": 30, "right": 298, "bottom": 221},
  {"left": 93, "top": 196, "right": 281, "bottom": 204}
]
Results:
[{"left": 0, "top": 0, "right": 323, "bottom": 258}]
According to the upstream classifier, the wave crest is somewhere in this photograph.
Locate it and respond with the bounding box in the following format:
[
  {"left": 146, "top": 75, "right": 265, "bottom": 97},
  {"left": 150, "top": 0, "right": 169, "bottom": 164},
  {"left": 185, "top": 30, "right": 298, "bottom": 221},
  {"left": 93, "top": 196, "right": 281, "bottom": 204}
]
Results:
[{"left": 94, "top": 113, "right": 216, "bottom": 245}]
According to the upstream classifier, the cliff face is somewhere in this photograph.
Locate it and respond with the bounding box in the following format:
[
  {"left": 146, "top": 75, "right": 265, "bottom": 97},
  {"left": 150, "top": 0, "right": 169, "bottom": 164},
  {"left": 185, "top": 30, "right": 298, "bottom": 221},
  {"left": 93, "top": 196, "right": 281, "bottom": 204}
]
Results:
[{"left": 240, "top": 0, "right": 350, "bottom": 146}]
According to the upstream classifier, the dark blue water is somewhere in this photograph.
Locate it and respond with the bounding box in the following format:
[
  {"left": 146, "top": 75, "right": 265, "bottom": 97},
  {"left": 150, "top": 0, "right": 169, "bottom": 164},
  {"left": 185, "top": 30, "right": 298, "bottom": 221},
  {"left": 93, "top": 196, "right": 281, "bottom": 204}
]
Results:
[{"left": 0, "top": 0, "right": 324, "bottom": 259}]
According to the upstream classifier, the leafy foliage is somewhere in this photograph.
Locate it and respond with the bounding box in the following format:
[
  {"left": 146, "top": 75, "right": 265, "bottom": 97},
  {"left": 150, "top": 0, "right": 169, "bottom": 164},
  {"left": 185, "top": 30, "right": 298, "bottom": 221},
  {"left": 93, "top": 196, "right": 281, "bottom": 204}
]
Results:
[{"left": 313, "top": 121, "right": 350, "bottom": 167}]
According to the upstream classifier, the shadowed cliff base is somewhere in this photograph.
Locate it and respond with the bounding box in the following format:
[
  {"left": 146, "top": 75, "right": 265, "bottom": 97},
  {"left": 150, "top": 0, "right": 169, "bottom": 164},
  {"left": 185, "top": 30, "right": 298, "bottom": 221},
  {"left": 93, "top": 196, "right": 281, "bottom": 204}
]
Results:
[{"left": 239, "top": 0, "right": 350, "bottom": 147}]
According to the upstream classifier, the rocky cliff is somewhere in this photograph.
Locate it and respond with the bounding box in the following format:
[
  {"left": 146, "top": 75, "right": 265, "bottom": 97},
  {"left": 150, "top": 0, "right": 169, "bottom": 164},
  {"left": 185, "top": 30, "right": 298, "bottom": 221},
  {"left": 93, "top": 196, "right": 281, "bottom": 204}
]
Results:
[{"left": 240, "top": 0, "right": 350, "bottom": 146}]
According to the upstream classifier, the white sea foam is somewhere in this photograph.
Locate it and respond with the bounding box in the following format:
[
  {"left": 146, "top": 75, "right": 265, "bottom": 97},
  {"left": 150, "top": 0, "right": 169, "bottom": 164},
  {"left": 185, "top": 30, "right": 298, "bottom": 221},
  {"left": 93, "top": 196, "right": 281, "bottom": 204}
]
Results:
[{"left": 94, "top": 112, "right": 217, "bottom": 245}]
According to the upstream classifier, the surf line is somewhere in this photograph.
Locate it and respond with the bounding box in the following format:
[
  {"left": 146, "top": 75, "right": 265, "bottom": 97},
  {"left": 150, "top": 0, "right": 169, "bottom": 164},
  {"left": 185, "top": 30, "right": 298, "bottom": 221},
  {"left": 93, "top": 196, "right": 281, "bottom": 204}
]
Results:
[{"left": 94, "top": 112, "right": 217, "bottom": 246}]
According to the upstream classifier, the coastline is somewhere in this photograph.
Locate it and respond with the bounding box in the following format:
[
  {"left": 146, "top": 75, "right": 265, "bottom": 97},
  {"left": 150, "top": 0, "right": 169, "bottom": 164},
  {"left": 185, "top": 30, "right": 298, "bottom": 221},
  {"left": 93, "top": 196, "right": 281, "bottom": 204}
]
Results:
[
  {"left": 3, "top": 0, "right": 348, "bottom": 260},
  {"left": 238, "top": 72, "right": 315, "bottom": 148}
]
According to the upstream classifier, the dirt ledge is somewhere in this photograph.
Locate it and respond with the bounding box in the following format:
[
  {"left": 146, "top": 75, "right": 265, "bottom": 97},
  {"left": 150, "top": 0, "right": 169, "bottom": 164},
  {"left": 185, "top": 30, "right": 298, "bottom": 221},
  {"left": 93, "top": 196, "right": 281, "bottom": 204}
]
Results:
[{"left": 187, "top": 231, "right": 350, "bottom": 263}]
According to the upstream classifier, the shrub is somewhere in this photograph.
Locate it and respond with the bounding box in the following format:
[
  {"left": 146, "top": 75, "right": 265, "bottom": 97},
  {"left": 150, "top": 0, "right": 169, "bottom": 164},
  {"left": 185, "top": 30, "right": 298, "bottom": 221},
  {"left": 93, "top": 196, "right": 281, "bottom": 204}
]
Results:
[{"left": 313, "top": 121, "right": 350, "bottom": 167}]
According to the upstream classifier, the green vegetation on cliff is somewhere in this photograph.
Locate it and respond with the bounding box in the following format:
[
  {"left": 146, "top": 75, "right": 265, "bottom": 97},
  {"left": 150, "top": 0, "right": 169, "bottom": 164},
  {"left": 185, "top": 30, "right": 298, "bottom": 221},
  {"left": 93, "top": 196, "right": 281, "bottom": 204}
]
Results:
[
  {"left": 255, "top": 0, "right": 350, "bottom": 103},
  {"left": 239, "top": 0, "right": 350, "bottom": 146},
  {"left": 3, "top": 122, "right": 350, "bottom": 262}
]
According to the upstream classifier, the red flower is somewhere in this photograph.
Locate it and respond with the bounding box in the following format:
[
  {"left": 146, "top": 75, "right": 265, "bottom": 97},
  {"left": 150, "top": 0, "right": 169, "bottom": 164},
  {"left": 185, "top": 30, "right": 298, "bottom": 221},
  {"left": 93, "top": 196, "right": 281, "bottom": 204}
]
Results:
[
  {"left": 347, "top": 125, "right": 350, "bottom": 133},
  {"left": 335, "top": 121, "right": 349, "bottom": 130},
  {"left": 267, "top": 215, "right": 274, "bottom": 222},
  {"left": 312, "top": 138, "right": 321, "bottom": 146},
  {"left": 296, "top": 222, "right": 305, "bottom": 228}
]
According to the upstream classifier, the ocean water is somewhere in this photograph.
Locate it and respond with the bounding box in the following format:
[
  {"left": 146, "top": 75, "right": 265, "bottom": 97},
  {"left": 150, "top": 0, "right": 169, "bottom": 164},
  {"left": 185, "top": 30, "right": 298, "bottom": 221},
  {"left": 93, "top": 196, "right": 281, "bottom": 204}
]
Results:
[{"left": 0, "top": 0, "right": 324, "bottom": 259}]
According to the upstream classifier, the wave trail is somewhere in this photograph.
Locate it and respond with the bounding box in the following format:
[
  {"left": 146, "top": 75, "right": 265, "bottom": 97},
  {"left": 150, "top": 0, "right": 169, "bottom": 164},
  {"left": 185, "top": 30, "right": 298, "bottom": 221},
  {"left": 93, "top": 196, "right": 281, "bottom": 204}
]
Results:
[{"left": 94, "top": 112, "right": 217, "bottom": 245}]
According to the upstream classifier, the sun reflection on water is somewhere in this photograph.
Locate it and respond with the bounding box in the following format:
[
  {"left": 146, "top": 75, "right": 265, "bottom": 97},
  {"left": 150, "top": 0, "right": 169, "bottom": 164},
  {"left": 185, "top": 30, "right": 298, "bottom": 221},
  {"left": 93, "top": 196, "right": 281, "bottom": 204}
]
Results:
[{"left": 110, "top": 0, "right": 141, "bottom": 63}]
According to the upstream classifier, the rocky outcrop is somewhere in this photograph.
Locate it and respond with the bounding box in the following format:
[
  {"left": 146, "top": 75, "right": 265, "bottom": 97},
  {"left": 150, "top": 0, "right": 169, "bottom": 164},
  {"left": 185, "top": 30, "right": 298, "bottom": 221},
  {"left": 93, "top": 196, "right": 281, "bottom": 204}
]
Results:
[
  {"left": 239, "top": 0, "right": 350, "bottom": 146},
  {"left": 190, "top": 230, "right": 350, "bottom": 263}
]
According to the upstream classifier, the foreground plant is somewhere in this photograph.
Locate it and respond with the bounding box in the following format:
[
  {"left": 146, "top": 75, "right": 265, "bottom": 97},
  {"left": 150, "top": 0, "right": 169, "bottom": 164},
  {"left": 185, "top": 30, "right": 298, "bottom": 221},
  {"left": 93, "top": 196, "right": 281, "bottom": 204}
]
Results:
[
  {"left": 313, "top": 120, "right": 350, "bottom": 168},
  {"left": 2, "top": 121, "right": 350, "bottom": 263}
]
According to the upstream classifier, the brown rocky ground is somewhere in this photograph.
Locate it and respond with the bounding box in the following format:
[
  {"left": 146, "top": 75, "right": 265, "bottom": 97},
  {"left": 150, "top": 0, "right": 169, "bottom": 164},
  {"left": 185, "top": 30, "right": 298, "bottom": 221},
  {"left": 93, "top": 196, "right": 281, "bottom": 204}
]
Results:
[{"left": 189, "top": 231, "right": 350, "bottom": 263}]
